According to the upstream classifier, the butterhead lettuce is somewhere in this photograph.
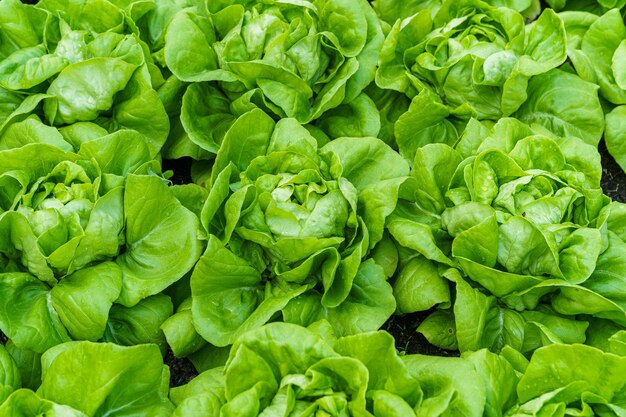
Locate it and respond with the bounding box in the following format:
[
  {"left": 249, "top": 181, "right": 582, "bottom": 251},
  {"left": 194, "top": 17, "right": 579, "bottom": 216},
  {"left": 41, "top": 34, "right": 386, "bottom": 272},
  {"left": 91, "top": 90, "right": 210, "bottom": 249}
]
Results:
[
  {"left": 0, "top": 134, "right": 202, "bottom": 354},
  {"left": 190, "top": 114, "right": 407, "bottom": 346}
]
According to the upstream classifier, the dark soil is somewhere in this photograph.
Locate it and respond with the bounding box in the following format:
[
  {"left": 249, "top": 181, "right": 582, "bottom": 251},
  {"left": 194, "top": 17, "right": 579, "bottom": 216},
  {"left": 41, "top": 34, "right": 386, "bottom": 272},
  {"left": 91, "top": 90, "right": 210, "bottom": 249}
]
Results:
[
  {"left": 163, "top": 158, "right": 194, "bottom": 185},
  {"left": 165, "top": 349, "right": 198, "bottom": 387},
  {"left": 383, "top": 311, "right": 459, "bottom": 357},
  {"left": 600, "top": 140, "right": 626, "bottom": 203}
]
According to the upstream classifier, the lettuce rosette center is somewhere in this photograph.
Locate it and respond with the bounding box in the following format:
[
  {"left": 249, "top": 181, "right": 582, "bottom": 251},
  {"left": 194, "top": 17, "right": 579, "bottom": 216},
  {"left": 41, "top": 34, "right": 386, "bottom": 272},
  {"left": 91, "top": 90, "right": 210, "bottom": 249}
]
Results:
[
  {"left": 235, "top": 145, "right": 359, "bottom": 265},
  {"left": 18, "top": 161, "right": 106, "bottom": 263}
]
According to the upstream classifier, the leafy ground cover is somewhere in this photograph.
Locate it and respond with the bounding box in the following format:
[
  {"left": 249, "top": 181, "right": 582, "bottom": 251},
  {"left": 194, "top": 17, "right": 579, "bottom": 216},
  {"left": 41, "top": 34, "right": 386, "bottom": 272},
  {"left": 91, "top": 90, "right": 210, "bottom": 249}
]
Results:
[
  {"left": 163, "top": 135, "right": 626, "bottom": 388},
  {"left": 4, "top": 0, "right": 626, "bottom": 415}
]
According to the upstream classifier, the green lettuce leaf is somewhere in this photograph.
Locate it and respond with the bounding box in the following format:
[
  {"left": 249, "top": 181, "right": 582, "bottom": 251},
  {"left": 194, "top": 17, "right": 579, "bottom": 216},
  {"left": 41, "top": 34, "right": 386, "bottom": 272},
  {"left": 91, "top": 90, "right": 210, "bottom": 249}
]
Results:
[{"left": 38, "top": 341, "right": 174, "bottom": 416}]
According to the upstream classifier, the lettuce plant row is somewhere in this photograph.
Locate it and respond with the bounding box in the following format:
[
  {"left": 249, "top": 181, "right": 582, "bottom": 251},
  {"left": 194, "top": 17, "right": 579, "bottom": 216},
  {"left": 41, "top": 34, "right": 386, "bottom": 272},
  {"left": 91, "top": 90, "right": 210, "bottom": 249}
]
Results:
[{"left": 1, "top": 0, "right": 626, "bottom": 415}]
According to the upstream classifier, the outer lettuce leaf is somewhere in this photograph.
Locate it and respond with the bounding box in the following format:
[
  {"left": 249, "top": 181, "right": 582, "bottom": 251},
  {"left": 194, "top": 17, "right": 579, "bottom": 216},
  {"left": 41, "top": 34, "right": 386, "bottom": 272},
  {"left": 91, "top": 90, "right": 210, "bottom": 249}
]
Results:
[
  {"left": 43, "top": 57, "right": 137, "bottom": 125},
  {"left": 161, "top": 297, "right": 208, "bottom": 358},
  {"left": 0, "top": 389, "right": 88, "bottom": 417},
  {"left": 115, "top": 174, "right": 203, "bottom": 307},
  {"left": 0, "top": 115, "right": 73, "bottom": 152},
  {"left": 605, "top": 105, "right": 626, "bottom": 173},
  {"left": 163, "top": 8, "right": 218, "bottom": 82},
  {"left": 392, "top": 90, "right": 459, "bottom": 163},
  {"left": 104, "top": 294, "right": 173, "bottom": 355},
  {"left": 0, "top": 273, "right": 71, "bottom": 353},
  {"left": 37, "top": 341, "right": 174, "bottom": 416},
  {"left": 179, "top": 82, "right": 236, "bottom": 154},
  {"left": 464, "top": 349, "right": 519, "bottom": 417},
  {"left": 4, "top": 341, "right": 41, "bottom": 391},
  {"left": 191, "top": 235, "right": 301, "bottom": 347},
  {"left": 0, "top": 0, "right": 47, "bottom": 60},
  {"left": 35, "top": 0, "right": 153, "bottom": 33},
  {"left": 104, "top": 65, "right": 170, "bottom": 158},
  {"left": 0, "top": 45, "right": 67, "bottom": 90},
  {"left": 0, "top": 344, "right": 20, "bottom": 404},
  {"left": 372, "top": 0, "right": 442, "bottom": 24},
  {"left": 392, "top": 256, "right": 450, "bottom": 315},
  {"left": 281, "top": 259, "right": 396, "bottom": 336},
  {"left": 514, "top": 69, "right": 604, "bottom": 146},
  {"left": 552, "top": 229, "right": 626, "bottom": 326},
  {"left": 403, "top": 354, "right": 487, "bottom": 417},
  {"left": 76, "top": 130, "right": 153, "bottom": 177},
  {"left": 49, "top": 262, "right": 122, "bottom": 341},
  {"left": 450, "top": 268, "right": 525, "bottom": 352},
  {"left": 170, "top": 367, "right": 225, "bottom": 417},
  {"left": 508, "top": 344, "right": 626, "bottom": 416},
  {"left": 0, "top": 264, "right": 123, "bottom": 354},
  {"left": 0, "top": 211, "right": 56, "bottom": 284}
]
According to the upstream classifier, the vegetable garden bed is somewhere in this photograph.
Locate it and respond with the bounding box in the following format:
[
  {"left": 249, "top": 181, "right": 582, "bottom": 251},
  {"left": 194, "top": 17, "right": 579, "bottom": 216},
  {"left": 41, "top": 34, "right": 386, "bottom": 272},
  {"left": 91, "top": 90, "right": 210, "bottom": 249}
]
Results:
[{"left": 3, "top": 0, "right": 626, "bottom": 415}]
